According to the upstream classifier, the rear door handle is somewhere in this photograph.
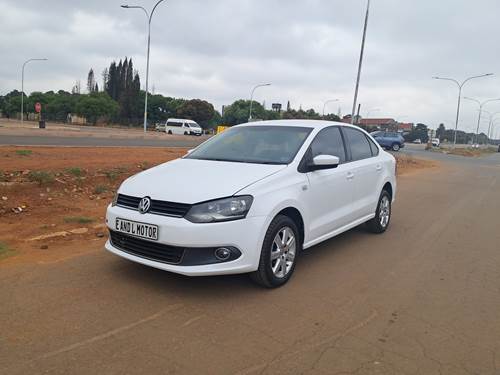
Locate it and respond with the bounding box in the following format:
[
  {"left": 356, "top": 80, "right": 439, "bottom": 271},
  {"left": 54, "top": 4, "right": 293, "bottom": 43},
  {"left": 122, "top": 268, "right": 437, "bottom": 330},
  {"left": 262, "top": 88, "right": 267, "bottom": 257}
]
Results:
[
  {"left": 376, "top": 164, "right": 382, "bottom": 172},
  {"left": 346, "top": 172, "right": 354, "bottom": 180}
]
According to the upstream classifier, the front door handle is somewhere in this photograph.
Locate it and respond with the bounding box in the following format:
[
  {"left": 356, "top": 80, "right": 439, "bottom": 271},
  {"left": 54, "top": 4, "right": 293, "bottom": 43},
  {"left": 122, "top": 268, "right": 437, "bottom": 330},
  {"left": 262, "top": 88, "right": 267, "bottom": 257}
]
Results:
[{"left": 346, "top": 172, "right": 354, "bottom": 180}]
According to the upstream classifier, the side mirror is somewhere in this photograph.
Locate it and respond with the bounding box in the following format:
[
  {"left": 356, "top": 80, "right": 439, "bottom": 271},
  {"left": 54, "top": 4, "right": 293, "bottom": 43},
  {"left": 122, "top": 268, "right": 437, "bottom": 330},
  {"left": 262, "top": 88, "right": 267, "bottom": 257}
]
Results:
[{"left": 308, "top": 155, "right": 340, "bottom": 171}]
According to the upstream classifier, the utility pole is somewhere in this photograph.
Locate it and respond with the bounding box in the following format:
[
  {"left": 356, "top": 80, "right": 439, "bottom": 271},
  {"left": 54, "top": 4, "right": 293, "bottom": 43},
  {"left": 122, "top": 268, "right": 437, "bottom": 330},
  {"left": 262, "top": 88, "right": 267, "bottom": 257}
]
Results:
[{"left": 351, "top": 0, "right": 371, "bottom": 125}]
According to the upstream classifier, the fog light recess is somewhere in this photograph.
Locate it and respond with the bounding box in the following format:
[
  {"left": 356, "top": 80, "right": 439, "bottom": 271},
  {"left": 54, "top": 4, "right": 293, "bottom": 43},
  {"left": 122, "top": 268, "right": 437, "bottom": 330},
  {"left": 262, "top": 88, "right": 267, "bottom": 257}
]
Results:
[{"left": 214, "top": 247, "right": 232, "bottom": 261}]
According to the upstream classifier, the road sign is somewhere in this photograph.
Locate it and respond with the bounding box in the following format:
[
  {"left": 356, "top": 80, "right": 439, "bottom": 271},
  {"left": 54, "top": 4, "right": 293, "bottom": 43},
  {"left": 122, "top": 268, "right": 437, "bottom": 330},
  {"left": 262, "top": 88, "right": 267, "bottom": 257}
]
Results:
[{"left": 35, "top": 102, "right": 42, "bottom": 113}]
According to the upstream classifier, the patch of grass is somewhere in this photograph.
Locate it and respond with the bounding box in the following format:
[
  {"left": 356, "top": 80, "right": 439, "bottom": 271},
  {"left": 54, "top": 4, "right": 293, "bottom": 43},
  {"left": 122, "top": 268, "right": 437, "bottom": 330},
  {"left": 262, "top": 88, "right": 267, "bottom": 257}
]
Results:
[
  {"left": 64, "top": 216, "right": 95, "bottom": 224},
  {"left": 104, "top": 167, "right": 127, "bottom": 181},
  {"left": 15, "top": 149, "right": 32, "bottom": 156},
  {"left": 0, "top": 242, "right": 16, "bottom": 260},
  {"left": 93, "top": 185, "right": 108, "bottom": 195},
  {"left": 66, "top": 167, "right": 84, "bottom": 177},
  {"left": 139, "top": 161, "right": 150, "bottom": 170},
  {"left": 28, "top": 170, "right": 54, "bottom": 186}
]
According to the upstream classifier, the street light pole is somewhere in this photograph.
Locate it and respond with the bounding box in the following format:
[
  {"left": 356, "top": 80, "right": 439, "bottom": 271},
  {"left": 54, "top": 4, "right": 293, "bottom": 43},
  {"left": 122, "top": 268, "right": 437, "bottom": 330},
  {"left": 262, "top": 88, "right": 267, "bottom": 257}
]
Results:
[
  {"left": 486, "top": 112, "right": 500, "bottom": 145},
  {"left": 323, "top": 99, "right": 339, "bottom": 117},
  {"left": 432, "top": 73, "right": 493, "bottom": 147},
  {"left": 21, "top": 58, "right": 48, "bottom": 124},
  {"left": 463, "top": 98, "right": 500, "bottom": 145},
  {"left": 351, "top": 0, "right": 371, "bottom": 125},
  {"left": 248, "top": 83, "right": 271, "bottom": 122},
  {"left": 491, "top": 119, "right": 500, "bottom": 141},
  {"left": 122, "top": 0, "right": 166, "bottom": 133}
]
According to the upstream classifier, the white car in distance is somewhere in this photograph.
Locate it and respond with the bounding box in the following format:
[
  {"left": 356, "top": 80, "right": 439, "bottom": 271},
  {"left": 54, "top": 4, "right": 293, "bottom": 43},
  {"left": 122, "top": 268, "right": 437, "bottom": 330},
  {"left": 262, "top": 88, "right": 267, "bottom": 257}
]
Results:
[
  {"left": 106, "top": 120, "right": 396, "bottom": 288},
  {"left": 162, "top": 118, "right": 203, "bottom": 136}
]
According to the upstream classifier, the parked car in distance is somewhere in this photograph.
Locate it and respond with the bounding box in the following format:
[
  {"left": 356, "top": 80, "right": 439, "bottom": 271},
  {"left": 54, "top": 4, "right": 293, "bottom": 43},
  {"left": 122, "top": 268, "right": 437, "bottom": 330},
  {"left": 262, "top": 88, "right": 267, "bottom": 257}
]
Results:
[
  {"left": 413, "top": 139, "right": 422, "bottom": 144},
  {"left": 371, "top": 131, "right": 405, "bottom": 151},
  {"left": 155, "top": 123, "right": 166, "bottom": 132},
  {"left": 161, "top": 118, "right": 203, "bottom": 136},
  {"left": 106, "top": 120, "right": 397, "bottom": 288},
  {"left": 431, "top": 138, "right": 440, "bottom": 147}
]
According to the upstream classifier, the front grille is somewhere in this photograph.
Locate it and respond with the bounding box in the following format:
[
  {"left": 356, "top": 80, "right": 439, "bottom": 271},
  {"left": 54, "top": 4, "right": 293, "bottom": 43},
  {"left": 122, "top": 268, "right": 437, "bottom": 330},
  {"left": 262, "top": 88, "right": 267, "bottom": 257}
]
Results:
[
  {"left": 109, "top": 230, "right": 185, "bottom": 264},
  {"left": 117, "top": 194, "right": 192, "bottom": 218}
]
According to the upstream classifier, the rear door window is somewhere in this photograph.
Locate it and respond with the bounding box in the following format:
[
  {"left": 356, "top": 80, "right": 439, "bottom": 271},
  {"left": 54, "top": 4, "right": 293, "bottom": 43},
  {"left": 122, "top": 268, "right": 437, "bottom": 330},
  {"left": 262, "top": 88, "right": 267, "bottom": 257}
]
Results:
[
  {"left": 343, "top": 128, "right": 373, "bottom": 161},
  {"left": 367, "top": 136, "right": 380, "bottom": 156}
]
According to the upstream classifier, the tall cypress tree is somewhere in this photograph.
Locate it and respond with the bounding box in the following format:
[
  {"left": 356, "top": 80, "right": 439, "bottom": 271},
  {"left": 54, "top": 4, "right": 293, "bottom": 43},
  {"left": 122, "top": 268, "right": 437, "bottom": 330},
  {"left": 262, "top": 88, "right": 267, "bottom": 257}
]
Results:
[
  {"left": 106, "top": 62, "right": 117, "bottom": 100},
  {"left": 87, "top": 69, "right": 95, "bottom": 93},
  {"left": 117, "top": 59, "right": 123, "bottom": 100}
]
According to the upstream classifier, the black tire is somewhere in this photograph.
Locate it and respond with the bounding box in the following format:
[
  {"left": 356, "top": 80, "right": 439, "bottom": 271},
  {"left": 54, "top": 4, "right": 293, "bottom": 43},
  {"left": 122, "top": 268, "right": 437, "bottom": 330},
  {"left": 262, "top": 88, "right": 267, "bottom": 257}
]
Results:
[
  {"left": 184, "top": 131, "right": 188, "bottom": 135},
  {"left": 250, "top": 215, "right": 301, "bottom": 288},
  {"left": 366, "top": 190, "right": 392, "bottom": 234},
  {"left": 392, "top": 143, "right": 400, "bottom": 152},
  {"left": 167, "top": 130, "right": 172, "bottom": 135}
]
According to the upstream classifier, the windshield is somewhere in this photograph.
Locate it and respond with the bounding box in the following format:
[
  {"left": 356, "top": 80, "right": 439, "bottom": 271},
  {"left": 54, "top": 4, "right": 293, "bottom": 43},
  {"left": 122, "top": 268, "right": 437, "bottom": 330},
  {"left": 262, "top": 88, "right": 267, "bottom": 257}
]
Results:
[
  {"left": 189, "top": 123, "right": 201, "bottom": 128},
  {"left": 186, "top": 126, "right": 313, "bottom": 165}
]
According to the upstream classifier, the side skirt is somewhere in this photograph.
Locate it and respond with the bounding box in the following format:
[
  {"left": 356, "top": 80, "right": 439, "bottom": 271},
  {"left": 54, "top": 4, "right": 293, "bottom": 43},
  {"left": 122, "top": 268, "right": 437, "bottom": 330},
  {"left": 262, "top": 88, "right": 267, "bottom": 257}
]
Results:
[{"left": 303, "top": 214, "right": 375, "bottom": 250}]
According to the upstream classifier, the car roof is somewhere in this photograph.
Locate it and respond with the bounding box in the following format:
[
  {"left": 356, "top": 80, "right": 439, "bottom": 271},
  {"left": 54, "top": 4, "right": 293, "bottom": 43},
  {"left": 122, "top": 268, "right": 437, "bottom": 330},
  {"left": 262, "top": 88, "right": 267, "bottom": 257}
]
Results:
[
  {"left": 237, "top": 119, "right": 364, "bottom": 131},
  {"left": 167, "top": 118, "right": 197, "bottom": 123}
]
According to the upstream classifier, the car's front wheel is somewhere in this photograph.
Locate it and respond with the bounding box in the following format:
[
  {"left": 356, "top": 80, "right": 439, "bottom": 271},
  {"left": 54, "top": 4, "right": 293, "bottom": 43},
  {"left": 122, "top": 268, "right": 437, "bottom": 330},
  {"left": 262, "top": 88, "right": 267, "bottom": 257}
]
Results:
[
  {"left": 250, "top": 215, "right": 301, "bottom": 288},
  {"left": 366, "top": 190, "right": 392, "bottom": 233},
  {"left": 392, "top": 143, "right": 400, "bottom": 151}
]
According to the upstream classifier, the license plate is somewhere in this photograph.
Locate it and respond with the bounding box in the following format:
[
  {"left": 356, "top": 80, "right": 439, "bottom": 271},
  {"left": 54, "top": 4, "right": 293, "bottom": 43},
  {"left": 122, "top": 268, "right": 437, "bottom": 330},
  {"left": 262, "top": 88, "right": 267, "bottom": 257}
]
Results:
[{"left": 115, "top": 218, "right": 159, "bottom": 241}]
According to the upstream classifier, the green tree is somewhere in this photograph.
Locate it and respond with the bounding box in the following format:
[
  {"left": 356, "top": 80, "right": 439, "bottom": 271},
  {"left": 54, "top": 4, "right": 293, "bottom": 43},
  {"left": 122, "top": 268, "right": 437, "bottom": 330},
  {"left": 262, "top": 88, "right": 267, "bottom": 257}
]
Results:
[
  {"left": 323, "top": 113, "right": 342, "bottom": 122},
  {"left": 283, "top": 107, "right": 323, "bottom": 120},
  {"left": 75, "top": 92, "right": 119, "bottom": 124},
  {"left": 404, "top": 123, "right": 429, "bottom": 143},
  {"left": 222, "top": 100, "right": 265, "bottom": 125},
  {"left": 436, "top": 123, "right": 446, "bottom": 140},
  {"left": 87, "top": 69, "right": 96, "bottom": 93},
  {"left": 1, "top": 90, "right": 25, "bottom": 118},
  {"left": 176, "top": 99, "right": 215, "bottom": 128},
  {"left": 207, "top": 110, "right": 222, "bottom": 129}
]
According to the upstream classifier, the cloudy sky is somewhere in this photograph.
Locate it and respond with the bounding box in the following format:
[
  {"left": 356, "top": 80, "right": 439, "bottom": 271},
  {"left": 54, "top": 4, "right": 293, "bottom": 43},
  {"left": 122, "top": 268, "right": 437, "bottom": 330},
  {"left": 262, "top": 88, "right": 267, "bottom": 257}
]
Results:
[{"left": 1, "top": 0, "right": 500, "bottom": 133}]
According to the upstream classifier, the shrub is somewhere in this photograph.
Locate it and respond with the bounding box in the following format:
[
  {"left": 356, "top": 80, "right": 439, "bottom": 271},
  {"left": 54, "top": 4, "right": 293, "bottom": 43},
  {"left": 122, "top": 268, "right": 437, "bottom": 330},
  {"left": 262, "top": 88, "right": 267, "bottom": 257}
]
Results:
[
  {"left": 66, "top": 167, "right": 84, "bottom": 177},
  {"left": 93, "top": 185, "right": 108, "bottom": 194},
  {"left": 28, "top": 171, "right": 54, "bottom": 185},
  {"left": 15, "top": 150, "right": 32, "bottom": 156},
  {"left": 64, "top": 216, "right": 95, "bottom": 224}
]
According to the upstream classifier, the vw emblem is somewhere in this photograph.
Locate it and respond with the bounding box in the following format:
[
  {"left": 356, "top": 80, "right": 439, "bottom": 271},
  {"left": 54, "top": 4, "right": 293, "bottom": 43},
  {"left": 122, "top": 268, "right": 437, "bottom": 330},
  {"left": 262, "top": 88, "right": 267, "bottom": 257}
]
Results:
[{"left": 138, "top": 197, "right": 151, "bottom": 214}]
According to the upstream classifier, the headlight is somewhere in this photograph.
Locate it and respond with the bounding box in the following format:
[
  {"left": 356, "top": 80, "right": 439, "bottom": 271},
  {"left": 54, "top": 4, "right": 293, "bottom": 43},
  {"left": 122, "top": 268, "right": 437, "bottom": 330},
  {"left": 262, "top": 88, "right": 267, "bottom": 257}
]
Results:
[
  {"left": 185, "top": 196, "right": 253, "bottom": 223},
  {"left": 111, "top": 191, "right": 119, "bottom": 207}
]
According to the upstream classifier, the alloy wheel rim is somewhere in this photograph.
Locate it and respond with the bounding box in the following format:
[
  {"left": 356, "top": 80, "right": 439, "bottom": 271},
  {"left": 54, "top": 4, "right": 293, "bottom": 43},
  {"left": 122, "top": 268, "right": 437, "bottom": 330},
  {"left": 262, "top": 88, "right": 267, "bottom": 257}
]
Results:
[
  {"left": 270, "top": 226, "right": 296, "bottom": 278},
  {"left": 379, "top": 196, "right": 391, "bottom": 228}
]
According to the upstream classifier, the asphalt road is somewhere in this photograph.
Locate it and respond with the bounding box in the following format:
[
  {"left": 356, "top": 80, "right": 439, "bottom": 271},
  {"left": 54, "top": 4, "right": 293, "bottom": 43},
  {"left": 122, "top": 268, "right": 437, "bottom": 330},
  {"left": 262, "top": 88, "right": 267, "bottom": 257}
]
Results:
[
  {"left": 1, "top": 153, "right": 500, "bottom": 374},
  {"left": 0, "top": 134, "right": 205, "bottom": 148}
]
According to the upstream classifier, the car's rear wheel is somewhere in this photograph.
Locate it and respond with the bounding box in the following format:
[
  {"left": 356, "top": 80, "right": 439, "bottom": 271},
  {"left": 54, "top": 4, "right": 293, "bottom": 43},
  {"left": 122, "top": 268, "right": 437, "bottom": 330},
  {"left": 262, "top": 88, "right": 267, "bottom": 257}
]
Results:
[
  {"left": 250, "top": 215, "right": 301, "bottom": 288},
  {"left": 392, "top": 143, "right": 400, "bottom": 151},
  {"left": 366, "top": 190, "right": 391, "bottom": 234},
  {"left": 167, "top": 130, "right": 172, "bottom": 135}
]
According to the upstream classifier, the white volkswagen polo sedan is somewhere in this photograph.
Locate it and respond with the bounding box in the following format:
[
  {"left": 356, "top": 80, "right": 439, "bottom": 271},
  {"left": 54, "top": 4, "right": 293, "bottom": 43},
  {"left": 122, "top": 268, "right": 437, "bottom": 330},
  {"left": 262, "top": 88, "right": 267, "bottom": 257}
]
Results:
[{"left": 105, "top": 120, "right": 396, "bottom": 288}]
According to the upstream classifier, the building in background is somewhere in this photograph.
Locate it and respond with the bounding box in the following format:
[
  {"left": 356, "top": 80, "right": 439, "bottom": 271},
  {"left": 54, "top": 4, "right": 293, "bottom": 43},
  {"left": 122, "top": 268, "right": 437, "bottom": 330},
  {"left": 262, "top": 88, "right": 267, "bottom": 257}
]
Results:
[{"left": 342, "top": 116, "right": 413, "bottom": 133}]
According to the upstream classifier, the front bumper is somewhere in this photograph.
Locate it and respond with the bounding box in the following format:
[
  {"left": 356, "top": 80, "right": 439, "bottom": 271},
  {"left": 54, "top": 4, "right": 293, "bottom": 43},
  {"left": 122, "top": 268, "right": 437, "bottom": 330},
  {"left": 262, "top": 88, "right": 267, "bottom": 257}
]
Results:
[{"left": 105, "top": 205, "right": 267, "bottom": 276}]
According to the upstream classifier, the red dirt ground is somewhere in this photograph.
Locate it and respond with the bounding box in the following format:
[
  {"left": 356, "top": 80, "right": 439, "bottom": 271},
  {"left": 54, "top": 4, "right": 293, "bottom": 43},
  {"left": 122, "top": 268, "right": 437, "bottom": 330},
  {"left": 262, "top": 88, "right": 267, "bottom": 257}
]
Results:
[{"left": 0, "top": 147, "right": 435, "bottom": 264}]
